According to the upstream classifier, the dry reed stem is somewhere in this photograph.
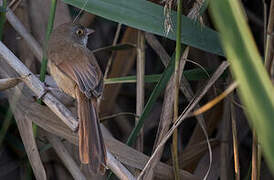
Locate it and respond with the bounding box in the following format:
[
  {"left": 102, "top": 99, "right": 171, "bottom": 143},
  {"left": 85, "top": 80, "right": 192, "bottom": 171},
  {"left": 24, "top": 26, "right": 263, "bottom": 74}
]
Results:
[
  {"left": 136, "top": 30, "right": 145, "bottom": 152},
  {"left": 252, "top": 129, "right": 259, "bottom": 180},
  {"left": 106, "top": 150, "right": 136, "bottom": 180},
  {"left": 6, "top": 7, "right": 43, "bottom": 61},
  {"left": 264, "top": 0, "right": 274, "bottom": 74},
  {"left": 231, "top": 95, "right": 240, "bottom": 180},
  {"left": 220, "top": 97, "right": 231, "bottom": 180}
]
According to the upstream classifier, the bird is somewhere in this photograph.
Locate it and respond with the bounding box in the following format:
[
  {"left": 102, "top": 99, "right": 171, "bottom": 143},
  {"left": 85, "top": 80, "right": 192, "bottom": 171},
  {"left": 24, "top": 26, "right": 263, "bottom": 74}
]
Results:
[{"left": 47, "top": 22, "right": 106, "bottom": 174}]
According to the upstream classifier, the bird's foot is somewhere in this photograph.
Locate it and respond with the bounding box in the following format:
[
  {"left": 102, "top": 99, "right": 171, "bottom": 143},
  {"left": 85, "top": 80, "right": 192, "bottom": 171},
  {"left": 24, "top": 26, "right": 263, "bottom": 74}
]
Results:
[{"left": 37, "top": 82, "right": 59, "bottom": 100}]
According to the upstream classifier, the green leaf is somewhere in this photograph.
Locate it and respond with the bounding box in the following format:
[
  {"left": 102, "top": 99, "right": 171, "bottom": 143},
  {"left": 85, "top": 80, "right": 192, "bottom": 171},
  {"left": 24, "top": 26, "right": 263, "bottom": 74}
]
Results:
[
  {"left": 63, "top": 0, "right": 224, "bottom": 56},
  {"left": 104, "top": 74, "right": 161, "bottom": 84},
  {"left": 210, "top": 0, "right": 274, "bottom": 173},
  {"left": 104, "top": 68, "right": 211, "bottom": 84}
]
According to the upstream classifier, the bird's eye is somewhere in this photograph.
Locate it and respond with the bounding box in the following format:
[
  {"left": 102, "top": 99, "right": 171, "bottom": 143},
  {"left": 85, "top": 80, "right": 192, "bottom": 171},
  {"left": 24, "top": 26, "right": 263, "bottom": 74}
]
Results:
[{"left": 76, "top": 29, "right": 84, "bottom": 36}]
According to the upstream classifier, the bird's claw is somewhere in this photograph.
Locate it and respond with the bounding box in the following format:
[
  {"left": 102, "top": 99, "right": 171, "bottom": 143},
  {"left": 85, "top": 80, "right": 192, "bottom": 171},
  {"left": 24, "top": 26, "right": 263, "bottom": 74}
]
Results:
[{"left": 37, "top": 82, "right": 50, "bottom": 100}]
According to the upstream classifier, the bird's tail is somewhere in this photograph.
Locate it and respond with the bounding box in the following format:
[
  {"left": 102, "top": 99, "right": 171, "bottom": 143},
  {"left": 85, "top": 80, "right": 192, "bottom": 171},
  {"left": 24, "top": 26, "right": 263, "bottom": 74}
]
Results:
[{"left": 76, "top": 88, "right": 106, "bottom": 174}]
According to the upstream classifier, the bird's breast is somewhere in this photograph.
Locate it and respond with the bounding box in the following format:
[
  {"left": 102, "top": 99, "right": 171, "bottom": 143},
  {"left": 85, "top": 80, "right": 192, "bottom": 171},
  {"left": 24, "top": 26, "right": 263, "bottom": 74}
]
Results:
[{"left": 48, "top": 60, "right": 77, "bottom": 99}]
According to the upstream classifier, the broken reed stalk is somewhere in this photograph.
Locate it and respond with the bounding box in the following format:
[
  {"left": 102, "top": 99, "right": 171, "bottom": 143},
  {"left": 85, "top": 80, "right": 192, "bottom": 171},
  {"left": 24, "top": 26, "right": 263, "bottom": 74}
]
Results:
[{"left": 172, "top": 0, "right": 183, "bottom": 179}]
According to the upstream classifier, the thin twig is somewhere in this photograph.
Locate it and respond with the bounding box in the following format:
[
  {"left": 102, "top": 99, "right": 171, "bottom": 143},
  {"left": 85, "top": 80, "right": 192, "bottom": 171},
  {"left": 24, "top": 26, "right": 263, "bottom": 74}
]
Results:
[
  {"left": 100, "top": 112, "right": 139, "bottom": 122},
  {"left": 103, "top": 23, "right": 122, "bottom": 80},
  {"left": 251, "top": 129, "right": 258, "bottom": 180},
  {"left": 192, "top": 81, "right": 238, "bottom": 116},
  {"left": 231, "top": 94, "right": 240, "bottom": 180}
]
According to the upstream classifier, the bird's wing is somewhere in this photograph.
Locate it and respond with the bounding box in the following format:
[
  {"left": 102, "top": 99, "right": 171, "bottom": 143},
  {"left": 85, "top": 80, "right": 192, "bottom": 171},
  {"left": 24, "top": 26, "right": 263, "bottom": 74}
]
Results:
[{"left": 52, "top": 45, "right": 103, "bottom": 98}]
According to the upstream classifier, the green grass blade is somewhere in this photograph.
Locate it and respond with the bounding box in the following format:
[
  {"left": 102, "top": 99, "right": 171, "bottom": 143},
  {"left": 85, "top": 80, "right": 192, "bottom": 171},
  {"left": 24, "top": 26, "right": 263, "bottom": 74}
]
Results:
[
  {"left": 210, "top": 0, "right": 274, "bottom": 173},
  {"left": 104, "top": 68, "right": 212, "bottom": 84},
  {"left": 38, "top": 0, "right": 57, "bottom": 105},
  {"left": 39, "top": 0, "right": 57, "bottom": 83},
  {"left": 105, "top": 74, "right": 162, "bottom": 84},
  {"left": 63, "top": 0, "right": 223, "bottom": 56}
]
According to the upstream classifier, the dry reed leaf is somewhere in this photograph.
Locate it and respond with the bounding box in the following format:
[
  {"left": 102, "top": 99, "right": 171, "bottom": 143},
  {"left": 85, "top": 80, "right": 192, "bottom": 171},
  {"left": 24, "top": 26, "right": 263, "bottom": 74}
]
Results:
[{"left": 0, "top": 77, "right": 22, "bottom": 91}]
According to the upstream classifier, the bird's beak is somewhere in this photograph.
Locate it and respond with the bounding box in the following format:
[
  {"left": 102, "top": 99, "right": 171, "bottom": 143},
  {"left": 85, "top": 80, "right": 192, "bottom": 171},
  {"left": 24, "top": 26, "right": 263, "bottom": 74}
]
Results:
[{"left": 86, "top": 28, "right": 95, "bottom": 36}]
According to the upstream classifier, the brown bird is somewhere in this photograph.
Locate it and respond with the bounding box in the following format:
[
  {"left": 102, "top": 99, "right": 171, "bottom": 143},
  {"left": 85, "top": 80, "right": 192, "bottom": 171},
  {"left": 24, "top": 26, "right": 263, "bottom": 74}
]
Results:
[{"left": 48, "top": 23, "right": 106, "bottom": 174}]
